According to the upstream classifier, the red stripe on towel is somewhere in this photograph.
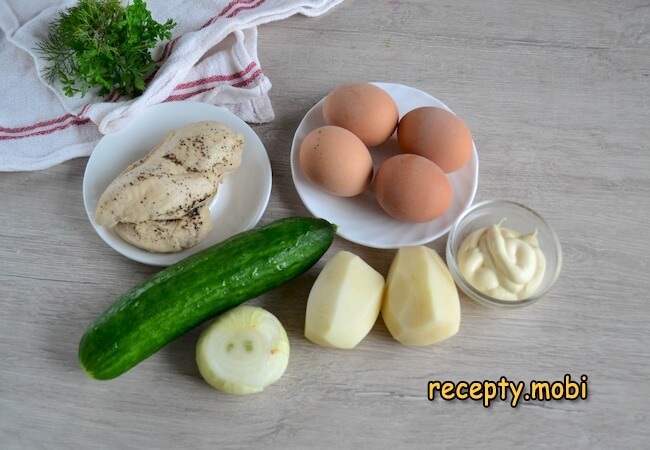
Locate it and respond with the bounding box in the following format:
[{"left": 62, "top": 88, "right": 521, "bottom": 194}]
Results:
[
  {"left": 174, "top": 62, "right": 257, "bottom": 90},
  {"left": 0, "top": 117, "right": 91, "bottom": 141},
  {"left": 226, "top": 0, "right": 266, "bottom": 18},
  {"left": 0, "top": 113, "right": 79, "bottom": 134},
  {"left": 164, "top": 67, "right": 263, "bottom": 102}
]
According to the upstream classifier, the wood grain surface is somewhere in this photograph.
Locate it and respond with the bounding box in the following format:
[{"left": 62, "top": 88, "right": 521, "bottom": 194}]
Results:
[{"left": 1, "top": 1, "right": 649, "bottom": 448}]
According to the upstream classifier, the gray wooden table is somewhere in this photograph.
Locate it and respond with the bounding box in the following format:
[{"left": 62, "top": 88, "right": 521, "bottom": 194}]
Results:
[{"left": 2, "top": 1, "right": 649, "bottom": 448}]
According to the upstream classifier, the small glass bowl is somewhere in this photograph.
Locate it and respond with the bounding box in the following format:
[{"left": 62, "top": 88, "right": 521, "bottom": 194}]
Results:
[{"left": 446, "top": 200, "right": 562, "bottom": 308}]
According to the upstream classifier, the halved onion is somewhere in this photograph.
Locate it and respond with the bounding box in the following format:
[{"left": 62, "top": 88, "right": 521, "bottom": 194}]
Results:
[{"left": 196, "top": 305, "right": 290, "bottom": 395}]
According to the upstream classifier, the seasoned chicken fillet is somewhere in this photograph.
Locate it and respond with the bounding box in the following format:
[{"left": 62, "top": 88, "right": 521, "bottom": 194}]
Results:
[
  {"left": 114, "top": 206, "right": 212, "bottom": 253},
  {"left": 95, "top": 121, "right": 243, "bottom": 253}
]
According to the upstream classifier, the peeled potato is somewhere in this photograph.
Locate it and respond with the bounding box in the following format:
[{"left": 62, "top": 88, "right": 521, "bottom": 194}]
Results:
[
  {"left": 382, "top": 246, "right": 460, "bottom": 346},
  {"left": 305, "top": 251, "right": 385, "bottom": 349}
]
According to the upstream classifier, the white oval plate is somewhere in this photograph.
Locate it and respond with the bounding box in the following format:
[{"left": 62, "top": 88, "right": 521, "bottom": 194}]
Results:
[
  {"left": 290, "top": 82, "right": 479, "bottom": 249},
  {"left": 83, "top": 101, "right": 272, "bottom": 266}
]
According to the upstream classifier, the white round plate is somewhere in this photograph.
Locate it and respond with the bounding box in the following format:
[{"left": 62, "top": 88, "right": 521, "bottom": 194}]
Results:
[
  {"left": 83, "top": 101, "right": 272, "bottom": 266},
  {"left": 290, "top": 82, "right": 479, "bottom": 249}
]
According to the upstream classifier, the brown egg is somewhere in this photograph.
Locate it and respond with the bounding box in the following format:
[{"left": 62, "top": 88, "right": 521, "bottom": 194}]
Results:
[
  {"left": 374, "top": 154, "right": 452, "bottom": 223},
  {"left": 323, "top": 83, "right": 399, "bottom": 147},
  {"left": 397, "top": 106, "right": 473, "bottom": 173},
  {"left": 300, "top": 125, "right": 373, "bottom": 197}
]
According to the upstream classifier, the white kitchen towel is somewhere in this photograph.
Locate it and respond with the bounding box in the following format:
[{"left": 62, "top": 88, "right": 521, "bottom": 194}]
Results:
[{"left": 0, "top": 0, "right": 343, "bottom": 171}]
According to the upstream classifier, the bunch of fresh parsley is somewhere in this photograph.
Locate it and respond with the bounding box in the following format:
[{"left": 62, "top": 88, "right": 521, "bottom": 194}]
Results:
[{"left": 37, "top": 0, "right": 176, "bottom": 98}]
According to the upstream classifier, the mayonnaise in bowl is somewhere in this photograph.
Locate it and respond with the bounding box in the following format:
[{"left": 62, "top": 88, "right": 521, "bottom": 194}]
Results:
[
  {"left": 456, "top": 220, "right": 546, "bottom": 301},
  {"left": 445, "top": 200, "right": 562, "bottom": 308}
]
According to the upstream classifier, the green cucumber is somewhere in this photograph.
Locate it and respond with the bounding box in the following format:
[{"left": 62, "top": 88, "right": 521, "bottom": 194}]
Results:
[{"left": 79, "top": 217, "right": 336, "bottom": 380}]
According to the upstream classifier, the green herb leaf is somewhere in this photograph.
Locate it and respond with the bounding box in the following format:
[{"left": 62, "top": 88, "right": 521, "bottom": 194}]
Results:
[{"left": 35, "top": 0, "right": 176, "bottom": 98}]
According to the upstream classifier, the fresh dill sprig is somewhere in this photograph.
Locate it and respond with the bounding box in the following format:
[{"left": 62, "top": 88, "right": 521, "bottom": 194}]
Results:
[{"left": 36, "top": 0, "right": 176, "bottom": 98}]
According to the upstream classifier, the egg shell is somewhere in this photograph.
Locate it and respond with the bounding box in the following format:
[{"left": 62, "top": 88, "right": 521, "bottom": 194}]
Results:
[
  {"left": 299, "top": 125, "right": 373, "bottom": 197},
  {"left": 323, "top": 83, "right": 399, "bottom": 147},
  {"left": 397, "top": 106, "right": 473, "bottom": 173},
  {"left": 374, "top": 154, "right": 452, "bottom": 223}
]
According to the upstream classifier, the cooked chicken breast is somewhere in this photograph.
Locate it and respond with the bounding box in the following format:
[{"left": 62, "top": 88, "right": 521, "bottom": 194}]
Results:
[
  {"left": 95, "top": 121, "right": 244, "bottom": 253},
  {"left": 113, "top": 206, "right": 212, "bottom": 253}
]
